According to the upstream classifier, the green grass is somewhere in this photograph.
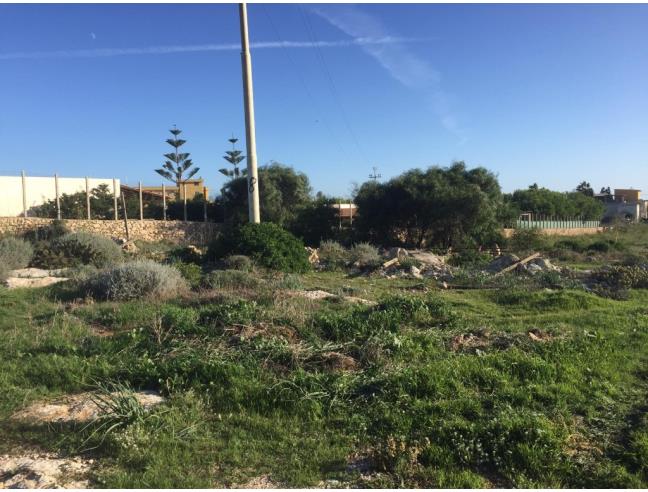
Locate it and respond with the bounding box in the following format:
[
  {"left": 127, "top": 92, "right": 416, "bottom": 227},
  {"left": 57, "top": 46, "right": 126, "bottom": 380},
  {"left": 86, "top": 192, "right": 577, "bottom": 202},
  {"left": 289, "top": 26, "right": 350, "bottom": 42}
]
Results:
[{"left": 1, "top": 263, "right": 648, "bottom": 487}]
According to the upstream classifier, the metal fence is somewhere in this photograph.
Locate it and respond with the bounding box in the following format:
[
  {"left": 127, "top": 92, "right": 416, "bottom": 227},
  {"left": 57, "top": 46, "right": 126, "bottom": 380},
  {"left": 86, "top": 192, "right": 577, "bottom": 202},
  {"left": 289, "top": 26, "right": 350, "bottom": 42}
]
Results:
[{"left": 515, "top": 219, "right": 601, "bottom": 229}]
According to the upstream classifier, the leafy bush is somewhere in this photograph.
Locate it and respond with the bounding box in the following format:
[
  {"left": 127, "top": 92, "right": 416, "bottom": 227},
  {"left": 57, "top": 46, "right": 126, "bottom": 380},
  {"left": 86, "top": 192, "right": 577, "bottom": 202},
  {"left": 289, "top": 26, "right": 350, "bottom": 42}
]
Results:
[
  {"left": 447, "top": 250, "right": 491, "bottom": 268},
  {"left": 169, "top": 245, "right": 203, "bottom": 265},
  {"left": 0, "top": 236, "right": 34, "bottom": 271},
  {"left": 82, "top": 260, "right": 188, "bottom": 301},
  {"left": 207, "top": 223, "right": 310, "bottom": 273},
  {"left": 223, "top": 255, "right": 253, "bottom": 272},
  {"left": 509, "top": 228, "right": 546, "bottom": 253},
  {"left": 317, "top": 240, "right": 348, "bottom": 270},
  {"left": 170, "top": 261, "right": 203, "bottom": 289},
  {"left": 34, "top": 231, "right": 123, "bottom": 268},
  {"left": 349, "top": 242, "right": 381, "bottom": 269},
  {"left": 592, "top": 265, "right": 648, "bottom": 290},
  {"left": 22, "top": 219, "right": 70, "bottom": 243},
  {"left": 202, "top": 269, "right": 262, "bottom": 290}
]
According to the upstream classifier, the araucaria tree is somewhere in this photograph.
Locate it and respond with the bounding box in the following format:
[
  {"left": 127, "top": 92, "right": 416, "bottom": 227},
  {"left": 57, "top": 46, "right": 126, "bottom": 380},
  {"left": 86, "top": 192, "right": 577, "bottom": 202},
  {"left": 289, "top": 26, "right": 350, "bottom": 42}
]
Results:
[
  {"left": 219, "top": 137, "right": 246, "bottom": 179},
  {"left": 155, "top": 127, "right": 200, "bottom": 187}
]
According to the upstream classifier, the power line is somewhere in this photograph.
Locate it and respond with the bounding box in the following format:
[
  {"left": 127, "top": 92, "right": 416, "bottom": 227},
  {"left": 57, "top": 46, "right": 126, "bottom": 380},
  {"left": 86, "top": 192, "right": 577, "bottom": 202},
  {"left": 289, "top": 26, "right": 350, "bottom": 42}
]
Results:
[
  {"left": 297, "top": 5, "right": 370, "bottom": 167},
  {"left": 261, "top": 5, "right": 347, "bottom": 159}
]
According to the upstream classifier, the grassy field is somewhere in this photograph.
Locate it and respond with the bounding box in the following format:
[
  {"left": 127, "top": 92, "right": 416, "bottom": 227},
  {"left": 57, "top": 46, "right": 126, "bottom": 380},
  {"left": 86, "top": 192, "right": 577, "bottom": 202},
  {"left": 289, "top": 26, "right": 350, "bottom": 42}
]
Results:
[{"left": 2, "top": 257, "right": 648, "bottom": 487}]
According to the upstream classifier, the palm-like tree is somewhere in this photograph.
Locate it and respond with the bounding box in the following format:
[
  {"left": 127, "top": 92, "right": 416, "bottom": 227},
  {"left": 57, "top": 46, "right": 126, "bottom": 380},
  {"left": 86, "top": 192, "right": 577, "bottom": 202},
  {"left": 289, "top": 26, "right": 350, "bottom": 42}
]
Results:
[
  {"left": 219, "top": 137, "right": 246, "bottom": 179},
  {"left": 155, "top": 127, "right": 200, "bottom": 187}
]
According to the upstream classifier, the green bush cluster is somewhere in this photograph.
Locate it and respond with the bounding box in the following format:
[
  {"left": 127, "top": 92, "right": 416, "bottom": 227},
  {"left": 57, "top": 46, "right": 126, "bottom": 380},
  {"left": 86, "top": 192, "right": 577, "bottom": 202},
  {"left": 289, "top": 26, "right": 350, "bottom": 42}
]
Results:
[
  {"left": 592, "top": 265, "right": 648, "bottom": 289},
  {"left": 82, "top": 260, "right": 188, "bottom": 301},
  {"left": 223, "top": 255, "right": 253, "bottom": 271},
  {"left": 32, "top": 231, "right": 123, "bottom": 268},
  {"left": 317, "top": 240, "right": 348, "bottom": 271},
  {"left": 349, "top": 242, "right": 381, "bottom": 269},
  {"left": 0, "top": 236, "right": 34, "bottom": 281},
  {"left": 207, "top": 223, "right": 310, "bottom": 273},
  {"left": 202, "top": 269, "right": 262, "bottom": 290},
  {"left": 508, "top": 228, "right": 547, "bottom": 254}
]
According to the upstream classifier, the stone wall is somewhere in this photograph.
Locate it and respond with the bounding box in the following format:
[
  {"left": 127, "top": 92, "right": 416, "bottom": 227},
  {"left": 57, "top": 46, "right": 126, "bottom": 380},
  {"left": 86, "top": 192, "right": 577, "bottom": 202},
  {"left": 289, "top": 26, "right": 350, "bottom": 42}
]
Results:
[
  {"left": 501, "top": 227, "right": 604, "bottom": 238},
  {"left": 0, "top": 218, "right": 219, "bottom": 245}
]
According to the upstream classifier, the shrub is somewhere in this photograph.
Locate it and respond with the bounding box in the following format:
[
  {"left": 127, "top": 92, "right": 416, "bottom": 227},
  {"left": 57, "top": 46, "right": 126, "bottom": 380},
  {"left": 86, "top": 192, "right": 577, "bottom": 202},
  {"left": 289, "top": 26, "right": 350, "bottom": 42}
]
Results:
[
  {"left": 0, "top": 236, "right": 34, "bottom": 271},
  {"left": 592, "top": 265, "right": 648, "bottom": 290},
  {"left": 22, "top": 219, "right": 70, "bottom": 243},
  {"left": 169, "top": 245, "right": 203, "bottom": 265},
  {"left": 447, "top": 250, "right": 491, "bottom": 268},
  {"left": 202, "top": 269, "right": 262, "bottom": 290},
  {"left": 223, "top": 255, "right": 253, "bottom": 272},
  {"left": 349, "top": 242, "right": 381, "bottom": 269},
  {"left": 317, "top": 240, "right": 348, "bottom": 270},
  {"left": 170, "top": 261, "right": 203, "bottom": 289},
  {"left": 34, "top": 232, "right": 123, "bottom": 268},
  {"left": 207, "top": 223, "right": 310, "bottom": 273},
  {"left": 509, "top": 228, "right": 546, "bottom": 253},
  {"left": 82, "top": 260, "right": 188, "bottom": 301}
]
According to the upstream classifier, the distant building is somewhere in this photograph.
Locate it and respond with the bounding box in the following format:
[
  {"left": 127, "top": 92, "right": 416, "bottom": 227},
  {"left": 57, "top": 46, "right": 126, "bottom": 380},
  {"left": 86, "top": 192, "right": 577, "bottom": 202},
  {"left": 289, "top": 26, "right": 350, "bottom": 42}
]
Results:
[
  {"left": 596, "top": 187, "right": 647, "bottom": 222},
  {"left": 138, "top": 179, "right": 209, "bottom": 200}
]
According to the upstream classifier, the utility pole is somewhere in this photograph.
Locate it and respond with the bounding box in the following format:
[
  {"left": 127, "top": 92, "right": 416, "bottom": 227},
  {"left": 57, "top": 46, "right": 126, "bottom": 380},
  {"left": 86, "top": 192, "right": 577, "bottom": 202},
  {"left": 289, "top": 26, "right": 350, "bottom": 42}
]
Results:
[
  {"left": 239, "top": 2, "right": 261, "bottom": 223},
  {"left": 369, "top": 166, "right": 382, "bottom": 182}
]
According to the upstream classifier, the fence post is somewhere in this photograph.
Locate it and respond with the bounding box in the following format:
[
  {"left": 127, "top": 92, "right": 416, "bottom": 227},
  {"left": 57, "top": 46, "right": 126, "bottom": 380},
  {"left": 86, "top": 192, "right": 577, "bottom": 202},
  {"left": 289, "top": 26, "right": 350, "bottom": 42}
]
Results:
[
  {"left": 203, "top": 186, "right": 208, "bottom": 223},
  {"left": 21, "top": 170, "right": 27, "bottom": 218},
  {"left": 183, "top": 182, "right": 187, "bottom": 222},
  {"left": 139, "top": 181, "right": 143, "bottom": 220},
  {"left": 113, "top": 178, "right": 118, "bottom": 220},
  {"left": 162, "top": 183, "right": 167, "bottom": 221},
  {"left": 85, "top": 176, "right": 91, "bottom": 219},
  {"left": 55, "top": 174, "right": 61, "bottom": 220}
]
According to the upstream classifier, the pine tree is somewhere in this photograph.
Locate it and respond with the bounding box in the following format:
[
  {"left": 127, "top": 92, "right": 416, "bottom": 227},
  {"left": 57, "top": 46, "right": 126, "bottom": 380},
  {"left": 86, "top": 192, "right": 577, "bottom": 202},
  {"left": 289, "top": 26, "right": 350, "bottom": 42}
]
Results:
[
  {"left": 155, "top": 126, "right": 200, "bottom": 187},
  {"left": 219, "top": 137, "right": 247, "bottom": 179}
]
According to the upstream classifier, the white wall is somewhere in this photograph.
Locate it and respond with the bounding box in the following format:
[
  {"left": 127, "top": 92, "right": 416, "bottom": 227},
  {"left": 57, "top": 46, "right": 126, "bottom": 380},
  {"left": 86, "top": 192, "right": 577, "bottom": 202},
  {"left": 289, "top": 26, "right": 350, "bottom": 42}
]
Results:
[{"left": 0, "top": 176, "right": 120, "bottom": 217}]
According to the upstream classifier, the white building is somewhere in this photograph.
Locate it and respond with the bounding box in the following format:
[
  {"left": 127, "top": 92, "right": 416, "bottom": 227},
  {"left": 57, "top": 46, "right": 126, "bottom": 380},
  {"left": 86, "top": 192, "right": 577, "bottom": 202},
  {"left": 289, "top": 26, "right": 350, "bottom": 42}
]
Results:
[{"left": 0, "top": 175, "right": 120, "bottom": 217}]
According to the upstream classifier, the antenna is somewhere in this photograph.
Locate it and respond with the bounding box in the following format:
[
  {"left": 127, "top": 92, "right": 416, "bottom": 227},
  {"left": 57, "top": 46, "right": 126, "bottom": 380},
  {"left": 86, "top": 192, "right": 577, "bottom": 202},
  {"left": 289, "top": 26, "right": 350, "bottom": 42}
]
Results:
[{"left": 369, "top": 166, "right": 382, "bottom": 182}]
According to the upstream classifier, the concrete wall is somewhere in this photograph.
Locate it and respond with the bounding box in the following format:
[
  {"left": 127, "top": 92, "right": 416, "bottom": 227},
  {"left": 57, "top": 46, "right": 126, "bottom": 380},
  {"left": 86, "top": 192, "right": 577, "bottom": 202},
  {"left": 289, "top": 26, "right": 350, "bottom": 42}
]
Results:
[
  {"left": 502, "top": 227, "right": 604, "bottom": 238},
  {"left": 0, "top": 176, "right": 120, "bottom": 217},
  {"left": 0, "top": 217, "right": 218, "bottom": 245}
]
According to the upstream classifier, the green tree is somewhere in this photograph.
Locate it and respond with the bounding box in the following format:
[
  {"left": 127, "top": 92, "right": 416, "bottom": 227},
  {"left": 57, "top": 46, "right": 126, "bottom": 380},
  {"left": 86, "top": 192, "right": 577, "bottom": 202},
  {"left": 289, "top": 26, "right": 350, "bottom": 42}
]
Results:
[
  {"left": 155, "top": 127, "right": 199, "bottom": 188},
  {"left": 354, "top": 161, "right": 505, "bottom": 248},
  {"left": 219, "top": 137, "right": 247, "bottom": 179},
  {"left": 221, "top": 162, "right": 311, "bottom": 226},
  {"left": 576, "top": 181, "right": 594, "bottom": 197},
  {"left": 505, "top": 185, "right": 604, "bottom": 219}
]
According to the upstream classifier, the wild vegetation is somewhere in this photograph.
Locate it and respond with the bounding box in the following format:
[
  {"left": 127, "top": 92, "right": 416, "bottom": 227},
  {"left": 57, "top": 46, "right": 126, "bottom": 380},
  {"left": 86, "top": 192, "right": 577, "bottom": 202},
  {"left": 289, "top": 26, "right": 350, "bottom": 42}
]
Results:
[{"left": 1, "top": 223, "right": 648, "bottom": 487}]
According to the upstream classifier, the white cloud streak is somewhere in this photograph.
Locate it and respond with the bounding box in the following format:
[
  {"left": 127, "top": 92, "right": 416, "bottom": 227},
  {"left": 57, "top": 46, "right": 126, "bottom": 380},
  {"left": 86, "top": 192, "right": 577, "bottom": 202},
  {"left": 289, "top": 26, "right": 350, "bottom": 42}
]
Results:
[
  {"left": 0, "top": 36, "right": 429, "bottom": 61},
  {"left": 312, "top": 6, "right": 464, "bottom": 139}
]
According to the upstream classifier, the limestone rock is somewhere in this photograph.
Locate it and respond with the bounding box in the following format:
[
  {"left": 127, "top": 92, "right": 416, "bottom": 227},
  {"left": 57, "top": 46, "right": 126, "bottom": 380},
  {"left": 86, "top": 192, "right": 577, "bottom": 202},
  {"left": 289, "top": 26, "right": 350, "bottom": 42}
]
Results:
[{"left": 0, "top": 453, "right": 91, "bottom": 489}]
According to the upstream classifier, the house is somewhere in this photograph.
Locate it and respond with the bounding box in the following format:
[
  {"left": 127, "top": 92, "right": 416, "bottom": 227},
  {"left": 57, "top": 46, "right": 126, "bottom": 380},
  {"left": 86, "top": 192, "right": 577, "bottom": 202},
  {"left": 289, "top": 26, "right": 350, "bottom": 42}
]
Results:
[
  {"left": 597, "top": 188, "right": 647, "bottom": 222},
  {"left": 139, "top": 179, "right": 209, "bottom": 200}
]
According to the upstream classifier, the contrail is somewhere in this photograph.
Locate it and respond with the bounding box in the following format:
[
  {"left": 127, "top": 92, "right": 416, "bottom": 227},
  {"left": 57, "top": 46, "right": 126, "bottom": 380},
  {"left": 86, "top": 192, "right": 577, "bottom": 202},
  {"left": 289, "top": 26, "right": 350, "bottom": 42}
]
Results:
[{"left": 0, "top": 36, "right": 430, "bottom": 60}]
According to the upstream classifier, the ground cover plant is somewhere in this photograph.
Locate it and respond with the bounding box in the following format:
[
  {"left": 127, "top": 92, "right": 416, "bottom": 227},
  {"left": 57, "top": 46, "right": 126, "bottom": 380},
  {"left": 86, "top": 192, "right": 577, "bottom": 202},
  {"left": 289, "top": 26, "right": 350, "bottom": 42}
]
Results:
[{"left": 2, "top": 227, "right": 648, "bottom": 487}]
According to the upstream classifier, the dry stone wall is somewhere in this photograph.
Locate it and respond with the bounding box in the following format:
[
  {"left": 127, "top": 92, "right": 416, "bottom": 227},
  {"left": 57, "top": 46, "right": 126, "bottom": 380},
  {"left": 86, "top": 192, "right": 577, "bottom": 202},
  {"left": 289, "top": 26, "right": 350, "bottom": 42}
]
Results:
[{"left": 0, "top": 218, "right": 219, "bottom": 245}]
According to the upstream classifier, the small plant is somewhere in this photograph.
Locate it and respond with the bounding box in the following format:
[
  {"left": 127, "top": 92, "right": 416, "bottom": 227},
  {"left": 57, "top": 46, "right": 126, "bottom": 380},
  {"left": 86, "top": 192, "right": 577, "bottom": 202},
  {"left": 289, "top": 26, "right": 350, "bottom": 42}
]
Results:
[
  {"left": 170, "top": 261, "right": 203, "bottom": 289},
  {"left": 202, "top": 269, "right": 262, "bottom": 290},
  {"left": 22, "top": 219, "right": 70, "bottom": 243},
  {"left": 169, "top": 245, "right": 203, "bottom": 265},
  {"left": 82, "top": 260, "right": 188, "bottom": 301},
  {"left": 447, "top": 250, "right": 491, "bottom": 268},
  {"left": 0, "top": 236, "right": 34, "bottom": 272},
  {"left": 207, "top": 223, "right": 310, "bottom": 273},
  {"left": 592, "top": 265, "right": 648, "bottom": 290},
  {"left": 35, "top": 231, "right": 123, "bottom": 268},
  {"left": 317, "top": 240, "right": 348, "bottom": 270},
  {"left": 509, "top": 228, "right": 546, "bottom": 254},
  {"left": 223, "top": 255, "right": 254, "bottom": 272},
  {"left": 349, "top": 242, "right": 381, "bottom": 269}
]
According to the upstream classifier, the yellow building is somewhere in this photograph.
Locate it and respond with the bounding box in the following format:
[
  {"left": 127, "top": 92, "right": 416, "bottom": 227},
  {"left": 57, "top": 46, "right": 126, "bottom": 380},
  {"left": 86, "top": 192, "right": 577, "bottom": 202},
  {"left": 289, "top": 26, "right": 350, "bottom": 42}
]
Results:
[
  {"left": 141, "top": 179, "right": 209, "bottom": 200},
  {"left": 614, "top": 188, "right": 641, "bottom": 203}
]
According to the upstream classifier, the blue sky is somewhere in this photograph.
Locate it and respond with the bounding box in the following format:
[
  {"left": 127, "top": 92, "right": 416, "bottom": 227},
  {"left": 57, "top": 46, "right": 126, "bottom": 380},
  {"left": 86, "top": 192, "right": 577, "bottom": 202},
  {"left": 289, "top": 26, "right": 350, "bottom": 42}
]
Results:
[{"left": 0, "top": 3, "right": 647, "bottom": 198}]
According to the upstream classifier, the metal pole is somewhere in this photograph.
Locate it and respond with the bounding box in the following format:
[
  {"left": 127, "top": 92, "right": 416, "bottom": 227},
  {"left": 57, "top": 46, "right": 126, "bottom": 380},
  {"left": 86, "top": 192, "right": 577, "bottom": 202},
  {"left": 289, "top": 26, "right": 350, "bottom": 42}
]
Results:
[
  {"left": 139, "top": 181, "right": 143, "bottom": 220},
  {"left": 162, "top": 183, "right": 167, "bottom": 221},
  {"left": 203, "top": 186, "right": 208, "bottom": 222},
  {"left": 183, "top": 182, "right": 187, "bottom": 222},
  {"left": 21, "top": 170, "right": 27, "bottom": 218},
  {"left": 55, "top": 174, "right": 61, "bottom": 220},
  {"left": 239, "top": 2, "right": 260, "bottom": 223},
  {"left": 85, "top": 176, "right": 91, "bottom": 220},
  {"left": 113, "top": 178, "right": 118, "bottom": 220}
]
